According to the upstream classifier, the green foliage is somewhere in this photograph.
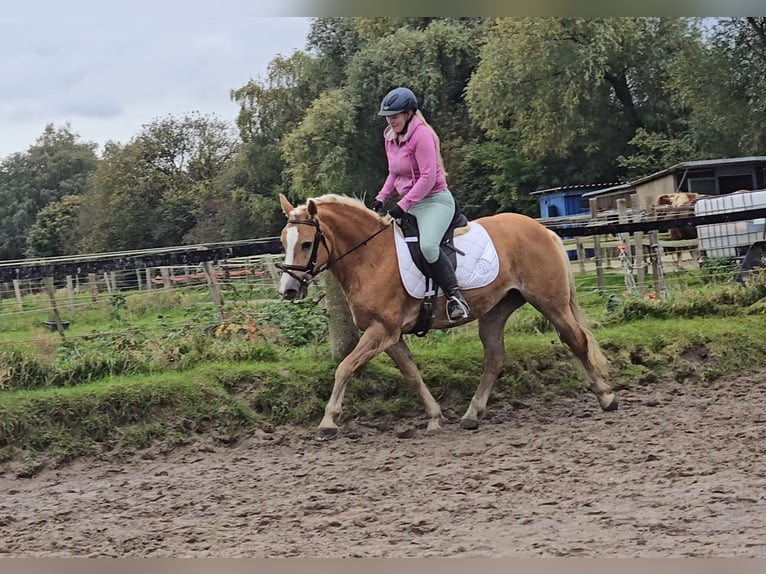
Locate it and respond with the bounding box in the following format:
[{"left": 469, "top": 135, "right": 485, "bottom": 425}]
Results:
[
  {"left": 24, "top": 195, "right": 84, "bottom": 258},
  {"left": 283, "top": 89, "right": 357, "bottom": 198},
  {"left": 342, "top": 19, "right": 484, "bottom": 199},
  {"left": 0, "top": 125, "right": 97, "bottom": 259},
  {"left": 4, "top": 17, "right": 766, "bottom": 264},
  {"left": 452, "top": 130, "right": 545, "bottom": 218},
  {"left": 669, "top": 17, "right": 766, "bottom": 156},
  {"left": 617, "top": 128, "right": 700, "bottom": 180},
  {"left": 108, "top": 293, "right": 128, "bottom": 323},
  {"left": 698, "top": 257, "right": 742, "bottom": 284},
  {"left": 0, "top": 349, "right": 56, "bottom": 391},
  {"left": 0, "top": 375, "right": 255, "bottom": 465},
  {"left": 466, "top": 18, "right": 699, "bottom": 179},
  {"left": 617, "top": 273, "right": 766, "bottom": 321},
  {"left": 256, "top": 299, "right": 329, "bottom": 347},
  {"left": 3, "top": 273, "right": 766, "bottom": 470},
  {"left": 78, "top": 113, "right": 238, "bottom": 252}
]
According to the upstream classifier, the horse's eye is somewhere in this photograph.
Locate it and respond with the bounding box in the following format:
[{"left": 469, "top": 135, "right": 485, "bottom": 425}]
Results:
[{"left": 301, "top": 241, "right": 313, "bottom": 250}]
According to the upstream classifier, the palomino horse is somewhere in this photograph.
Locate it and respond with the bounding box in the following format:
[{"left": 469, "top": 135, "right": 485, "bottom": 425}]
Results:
[{"left": 277, "top": 193, "right": 618, "bottom": 440}]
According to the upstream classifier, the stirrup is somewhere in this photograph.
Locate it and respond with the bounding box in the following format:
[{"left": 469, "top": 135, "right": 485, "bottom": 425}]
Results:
[{"left": 446, "top": 295, "right": 470, "bottom": 321}]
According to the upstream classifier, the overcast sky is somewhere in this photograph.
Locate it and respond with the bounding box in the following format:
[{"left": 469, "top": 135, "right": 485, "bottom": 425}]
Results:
[{"left": 0, "top": 1, "right": 312, "bottom": 158}]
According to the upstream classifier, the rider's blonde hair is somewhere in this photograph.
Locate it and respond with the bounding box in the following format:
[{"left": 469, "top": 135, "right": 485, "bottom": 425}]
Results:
[{"left": 414, "top": 110, "right": 448, "bottom": 178}]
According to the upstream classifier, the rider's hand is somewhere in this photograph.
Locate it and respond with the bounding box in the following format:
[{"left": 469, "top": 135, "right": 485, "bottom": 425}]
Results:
[
  {"left": 372, "top": 199, "right": 385, "bottom": 214},
  {"left": 388, "top": 205, "right": 405, "bottom": 219}
]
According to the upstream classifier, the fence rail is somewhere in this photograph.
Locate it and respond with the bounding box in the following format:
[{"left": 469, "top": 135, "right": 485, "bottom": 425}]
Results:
[{"left": 2, "top": 196, "right": 766, "bottom": 326}]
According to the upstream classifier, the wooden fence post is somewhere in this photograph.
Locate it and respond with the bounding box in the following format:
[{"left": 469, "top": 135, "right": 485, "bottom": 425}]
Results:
[
  {"left": 13, "top": 279, "right": 24, "bottom": 310},
  {"left": 203, "top": 261, "right": 226, "bottom": 320},
  {"left": 575, "top": 237, "right": 586, "bottom": 275},
  {"left": 66, "top": 275, "right": 76, "bottom": 312},
  {"left": 649, "top": 230, "right": 668, "bottom": 299},
  {"left": 617, "top": 198, "right": 638, "bottom": 295},
  {"left": 88, "top": 273, "right": 99, "bottom": 303},
  {"left": 145, "top": 268, "right": 153, "bottom": 291},
  {"left": 264, "top": 255, "right": 280, "bottom": 287},
  {"left": 43, "top": 276, "right": 67, "bottom": 340},
  {"left": 633, "top": 211, "right": 645, "bottom": 294},
  {"left": 160, "top": 267, "right": 172, "bottom": 291},
  {"left": 589, "top": 198, "right": 605, "bottom": 293}
]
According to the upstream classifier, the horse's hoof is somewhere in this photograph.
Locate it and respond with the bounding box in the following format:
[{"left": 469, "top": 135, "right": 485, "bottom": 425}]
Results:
[
  {"left": 460, "top": 418, "right": 479, "bottom": 430},
  {"left": 317, "top": 428, "right": 338, "bottom": 441},
  {"left": 601, "top": 396, "right": 619, "bottom": 412}
]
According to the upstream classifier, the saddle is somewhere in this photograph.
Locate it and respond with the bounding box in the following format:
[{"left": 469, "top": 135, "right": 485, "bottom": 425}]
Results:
[{"left": 397, "top": 206, "right": 470, "bottom": 337}]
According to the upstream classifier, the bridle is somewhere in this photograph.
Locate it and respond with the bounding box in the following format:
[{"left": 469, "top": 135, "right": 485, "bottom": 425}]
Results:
[{"left": 277, "top": 217, "right": 390, "bottom": 288}]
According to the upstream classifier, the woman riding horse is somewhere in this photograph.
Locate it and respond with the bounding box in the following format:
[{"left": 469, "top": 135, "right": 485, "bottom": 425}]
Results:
[
  {"left": 277, "top": 193, "right": 618, "bottom": 440},
  {"left": 372, "top": 87, "right": 470, "bottom": 322}
]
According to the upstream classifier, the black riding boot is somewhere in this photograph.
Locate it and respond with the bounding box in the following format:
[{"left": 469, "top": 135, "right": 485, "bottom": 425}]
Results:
[{"left": 429, "top": 252, "right": 470, "bottom": 321}]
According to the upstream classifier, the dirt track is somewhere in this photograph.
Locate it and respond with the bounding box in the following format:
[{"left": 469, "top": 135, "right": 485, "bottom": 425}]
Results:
[{"left": 2, "top": 367, "right": 766, "bottom": 557}]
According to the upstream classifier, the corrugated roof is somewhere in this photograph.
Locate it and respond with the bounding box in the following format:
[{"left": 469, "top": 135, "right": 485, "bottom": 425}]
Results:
[
  {"left": 631, "top": 156, "right": 766, "bottom": 186},
  {"left": 532, "top": 156, "right": 766, "bottom": 200},
  {"left": 531, "top": 182, "right": 623, "bottom": 195},
  {"left": 581, "top": 182, "right": 634, "bottom": 198}
]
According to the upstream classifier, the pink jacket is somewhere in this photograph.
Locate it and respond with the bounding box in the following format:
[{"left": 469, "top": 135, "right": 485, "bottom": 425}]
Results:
[{"left": 375, "top": 115, "right": 448, "bottom": 212}]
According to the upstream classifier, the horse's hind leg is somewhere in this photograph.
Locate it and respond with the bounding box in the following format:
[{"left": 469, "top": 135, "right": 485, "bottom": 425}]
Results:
[
  {"left": 461, "top": 291, "right": 525, "bottom": 430},
  {"left": 540, "top": 302, "right": 617, "bottom": 412},
  {"left": 385, "top": 338, "right": 443, "bottom": 431}
]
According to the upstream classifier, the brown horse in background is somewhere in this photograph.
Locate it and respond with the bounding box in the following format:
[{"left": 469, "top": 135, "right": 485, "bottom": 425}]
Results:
[
  {"left": 653, "top": 192, "right": 711, "bottom": 269},
  {"left": 277, "top": 193, "right": 617, "bottom": 440}
]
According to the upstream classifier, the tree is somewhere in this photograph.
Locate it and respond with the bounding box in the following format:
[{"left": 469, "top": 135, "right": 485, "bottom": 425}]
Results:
[
  {"left": 79, "top": 113, "right": 238, "bottom": 252},
  {"left": 466, "top": 18, "right": 700, "bottom": 180},
  {"left": 25, "top": 195, "right": 84, "bottom": 258},
  {"left": 324, "top": 273, "right": 360, "bottom": 361},
  {"left": 229, "top": 51, "right": 323, "bottom": 226},
  {"left": 451, "top": 131, "right": 545, "bottom": 218},
  {"left": 616, "top": 128, "right": 700, "bottom": 180},
  {"left": 669, "top": 17, "right": 766, "bottom": 157},
  {"left": 0, "top": 124, "right": 97, "bottom": 260},
  {"left": 282, "top": 89, "right": 357, "bottom": 199}
]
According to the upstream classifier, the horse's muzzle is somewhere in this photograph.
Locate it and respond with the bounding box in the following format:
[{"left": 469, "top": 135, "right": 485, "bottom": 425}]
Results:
[
  {"left": 278, "top": 273, "right": 309, "bottom": 301},
  {"left": 280, "top": 285, "right": 308, "bottom": 301}
]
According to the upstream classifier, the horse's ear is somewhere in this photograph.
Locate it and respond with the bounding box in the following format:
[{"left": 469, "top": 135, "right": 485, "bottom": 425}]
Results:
[
  {"left": 278, "top": 193, "right": 294, "bottom": 217},
  {"left": 307, "top": 199, "right": 318, "bottom": 219}
]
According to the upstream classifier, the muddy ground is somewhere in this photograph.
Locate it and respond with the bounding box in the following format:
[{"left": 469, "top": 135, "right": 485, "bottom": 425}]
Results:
[{"left": 1, "top": 366, "right": 766, "bottom": 557}]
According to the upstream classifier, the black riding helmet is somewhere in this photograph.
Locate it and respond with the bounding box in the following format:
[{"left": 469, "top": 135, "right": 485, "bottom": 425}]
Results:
[{"left": 378, "top": 87, "right": 418, "bottom": 116}]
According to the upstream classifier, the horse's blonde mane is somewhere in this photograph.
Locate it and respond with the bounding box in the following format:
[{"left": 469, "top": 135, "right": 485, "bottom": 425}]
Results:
[{"left": 299, "top": 194, "right": 389, "bottom": 223}]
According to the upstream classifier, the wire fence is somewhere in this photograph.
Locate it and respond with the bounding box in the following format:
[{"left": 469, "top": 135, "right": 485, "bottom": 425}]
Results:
[{"left": 2, "top": 190, "right": 766, "bottom": 354}]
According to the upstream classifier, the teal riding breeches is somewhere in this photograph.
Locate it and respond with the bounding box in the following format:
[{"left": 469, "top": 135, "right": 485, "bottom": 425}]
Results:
[{"left": 407, "top": 189, "right": 455, "bottom": 264}]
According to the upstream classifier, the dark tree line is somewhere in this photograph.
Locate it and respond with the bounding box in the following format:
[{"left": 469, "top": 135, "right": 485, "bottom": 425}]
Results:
[{"left": 1, "top": 17, "right": 764, "bottom": 260}]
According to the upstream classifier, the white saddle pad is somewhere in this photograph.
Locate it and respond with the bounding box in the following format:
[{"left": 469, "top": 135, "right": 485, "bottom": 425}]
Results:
[{"left": 393, "top": 221, "right": 500, "bottom": 299}]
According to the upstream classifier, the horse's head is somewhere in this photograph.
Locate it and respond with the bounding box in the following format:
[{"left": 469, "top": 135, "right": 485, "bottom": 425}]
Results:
[{"left": 277, "top": 193, "right": 329, "bottom": 300}]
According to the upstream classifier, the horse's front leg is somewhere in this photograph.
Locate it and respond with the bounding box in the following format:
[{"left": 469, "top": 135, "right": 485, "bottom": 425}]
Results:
[
  {"left": 385, "top": 338, "right": 442, "bottom": 431},
  {"left": 318, "top": 322, "right": 399, "bottom": 440}
]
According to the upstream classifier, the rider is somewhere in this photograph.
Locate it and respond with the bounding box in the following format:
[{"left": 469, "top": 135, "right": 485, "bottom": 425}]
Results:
[{"left": 372, "top": 86, "right": 470, "bottom": 322}]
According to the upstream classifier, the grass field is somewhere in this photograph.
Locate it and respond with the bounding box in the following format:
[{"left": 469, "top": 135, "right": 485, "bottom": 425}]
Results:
[{"left": 1, "top": 266, "right": 765, "bottom": 474}]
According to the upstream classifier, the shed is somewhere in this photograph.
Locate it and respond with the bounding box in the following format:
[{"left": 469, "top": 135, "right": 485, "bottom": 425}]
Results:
[
  {"left": 581, "top": 182, "right": 636, "bottom": 214},
  {"left": 629, "top": 156, "right": 766, "bottom": 211},
  {"left": 531, "top": 182, "right": 622, "bottom": 219}
]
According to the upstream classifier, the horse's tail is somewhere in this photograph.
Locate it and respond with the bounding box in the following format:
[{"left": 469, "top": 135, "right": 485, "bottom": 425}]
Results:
[{"left": 549, "top": 230, "right": 609, "bottom": 378}]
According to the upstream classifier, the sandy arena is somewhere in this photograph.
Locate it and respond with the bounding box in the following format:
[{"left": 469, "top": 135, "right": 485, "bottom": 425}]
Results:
[{"left": 2, "top": 367, "right": 765, "bottom": 557}]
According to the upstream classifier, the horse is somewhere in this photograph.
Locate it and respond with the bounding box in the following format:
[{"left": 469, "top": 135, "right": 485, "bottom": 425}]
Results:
[
  {"left": 653, "top": 192, "right": 711, "bottom": 270},
  {"left": 276, "top": 193, "right": 618, "bottom": 440}
]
